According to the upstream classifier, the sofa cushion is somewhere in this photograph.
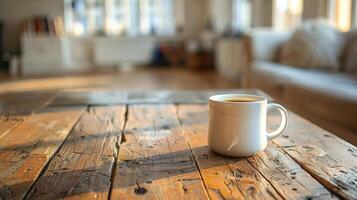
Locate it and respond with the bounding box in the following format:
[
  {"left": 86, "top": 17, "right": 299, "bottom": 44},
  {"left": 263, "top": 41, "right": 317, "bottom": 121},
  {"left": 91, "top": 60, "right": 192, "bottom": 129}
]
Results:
[
  {"left": 278, "top": 20, "right": 344, "bottom": 71},
  {"left": 253, "top": 61, "right": 357, "bottom": 103}
]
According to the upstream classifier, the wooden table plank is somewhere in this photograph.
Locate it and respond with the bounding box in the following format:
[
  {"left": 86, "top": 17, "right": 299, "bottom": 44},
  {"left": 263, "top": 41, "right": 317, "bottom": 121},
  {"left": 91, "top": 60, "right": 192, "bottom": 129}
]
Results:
[
  {"left": 26, "top": 106, "right": 126, "bottom": 200},
  {"left": 111, "top": 105, "right": 209, "bottom": 199},
  {"left": 50, "top": 89, "right": 264, "bottom": 106},
  {"left": 177, "top": 104, "right": 337, "bottom": 200},
  {"left": 0, "top": 92, "right": 56, "bottom": 116},
  {"left": 246, "top": 144, "right": 336, "bottom": 199},
  {"left": 0, "top": 117, "right": 23, "bottom": 140},
  {"left": 0, "top": 107, "right": 85, "bottom": 200},
  {"left": 273, "top": 112, "right": 357, "bottom": 199},
  {"left": 1, "top": 89, "right": 355, "bottom": 200}
]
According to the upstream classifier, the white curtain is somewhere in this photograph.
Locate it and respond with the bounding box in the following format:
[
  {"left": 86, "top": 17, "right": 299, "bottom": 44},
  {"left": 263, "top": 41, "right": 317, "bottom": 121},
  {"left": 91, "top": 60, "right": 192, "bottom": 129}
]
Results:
[
  {"left": 273, "top": 0, "right": 303, "bottom": 30},
  {"left": 232, "top": 0, "right": 251, "bottom": 31},
  {"left": 328, "top": 0, "right": 353, "bottom": 31}
]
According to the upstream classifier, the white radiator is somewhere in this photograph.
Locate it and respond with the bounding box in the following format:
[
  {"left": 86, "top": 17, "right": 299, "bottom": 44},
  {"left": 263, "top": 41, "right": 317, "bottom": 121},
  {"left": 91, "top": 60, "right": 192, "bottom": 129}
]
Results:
[{"left": 94, "top": 36, "right": 157, "bottom": 67}]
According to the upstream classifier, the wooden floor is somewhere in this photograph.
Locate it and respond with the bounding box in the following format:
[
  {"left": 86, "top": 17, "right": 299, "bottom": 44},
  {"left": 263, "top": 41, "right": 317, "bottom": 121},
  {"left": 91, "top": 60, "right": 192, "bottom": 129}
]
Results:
[{"left": 0, "top": 67, "right": 238, "bottom": 94}]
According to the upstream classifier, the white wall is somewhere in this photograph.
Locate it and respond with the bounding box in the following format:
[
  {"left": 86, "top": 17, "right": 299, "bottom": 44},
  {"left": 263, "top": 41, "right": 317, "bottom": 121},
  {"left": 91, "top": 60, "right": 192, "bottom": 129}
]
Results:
[
  {"left": 302, "top": 0, "right": 328, "bottom": 20},
  {"left": 0, "top": 0, "right": 64, "bottom": 52},
  {"left": 183, "top": 0, "right": 209, "bottom": 38},
  {"left": 251, "top": 0, "right": 273, "bottom": 27},
  {"left": 174, "top": 0, "right": 185, "bottom": 28}
]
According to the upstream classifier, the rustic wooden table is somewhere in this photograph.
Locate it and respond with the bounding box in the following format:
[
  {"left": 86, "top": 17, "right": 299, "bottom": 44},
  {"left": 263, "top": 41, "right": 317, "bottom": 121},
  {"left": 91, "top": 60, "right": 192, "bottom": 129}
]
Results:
[{"left": 0, "top": 89, "right": 356, "bottom": 200}]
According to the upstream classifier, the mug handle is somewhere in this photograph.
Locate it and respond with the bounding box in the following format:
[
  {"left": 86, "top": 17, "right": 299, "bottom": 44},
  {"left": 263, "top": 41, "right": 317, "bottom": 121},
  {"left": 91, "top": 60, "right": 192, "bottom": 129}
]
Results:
[{"left": 267, "top": 103, "right": 288, "bottom": 141}]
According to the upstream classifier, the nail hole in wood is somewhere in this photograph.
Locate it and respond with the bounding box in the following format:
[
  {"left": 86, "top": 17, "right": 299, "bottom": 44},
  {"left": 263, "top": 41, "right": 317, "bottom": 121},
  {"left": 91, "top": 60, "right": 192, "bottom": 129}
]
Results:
[{"left": 134, "top": 186, "right": 147, "bottom": 195}]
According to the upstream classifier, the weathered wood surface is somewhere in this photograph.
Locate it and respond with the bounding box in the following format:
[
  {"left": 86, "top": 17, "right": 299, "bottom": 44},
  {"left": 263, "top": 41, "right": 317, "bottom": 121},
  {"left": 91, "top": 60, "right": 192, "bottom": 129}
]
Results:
[
  {"left": 0, "top": 92, "right": 56, "bottom": 116},
  {"left": 273, "top": 112, "right": 357, "bottom": 199},
  {"left": 0, "top": 117, "right": 23, "bottom": 140},
  {"left": 111, "top": 105, "right": 209, "bottom": 199},
  {"left": 247, "top": 144, "right": 336, "bottom": 199},
  {"left": 177, "top": 104, "right": 337, "bottom": 200},
  {"left": 0, "top": 107, "right": 85, "bottom": 200},
  {"left": 50, "top": 89, "right": 265, "bottom": 106},
  {"left": 27, "top": 106, "right": 126, "bottom": 200}
]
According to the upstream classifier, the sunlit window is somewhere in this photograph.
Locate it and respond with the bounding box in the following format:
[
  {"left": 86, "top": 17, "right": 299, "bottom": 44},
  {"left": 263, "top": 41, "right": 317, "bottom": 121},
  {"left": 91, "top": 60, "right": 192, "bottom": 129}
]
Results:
[
  {"left": 273, "top": 0, "right": 303, "bottom": 30},
  {"left": 328, "top": 0, "right": 353, "bottom": 31},
  {"left": 139, "top": 0, "right": 174, "bottom": 35},
  {"left": 64, "top": 0, "right": 175, "bottom": 36},
  {"left": 105, "top": 0, "right": 126, "bottom": 35},
  {"left": 232, "top": 0, "right": 251, "bottom": 31},
  {"left": 353, "top": 0, "right": 357, "bottom": 27}
]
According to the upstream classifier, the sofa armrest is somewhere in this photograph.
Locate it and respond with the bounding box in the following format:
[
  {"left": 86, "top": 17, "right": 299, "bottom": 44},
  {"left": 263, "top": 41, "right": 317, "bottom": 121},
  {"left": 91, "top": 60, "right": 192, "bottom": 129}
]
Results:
[
  {"left": 250, "top": 28, "right": 291, "bottom": 61},
  {"left": 241, "top": 28, "right": 291, "bottom": 88}
]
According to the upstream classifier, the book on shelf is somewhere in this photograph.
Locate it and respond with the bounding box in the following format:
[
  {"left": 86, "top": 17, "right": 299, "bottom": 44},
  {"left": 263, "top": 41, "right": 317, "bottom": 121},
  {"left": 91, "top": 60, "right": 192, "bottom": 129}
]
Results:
[{"left": 22, "top": 16, "right": 64, "bottom": 37}]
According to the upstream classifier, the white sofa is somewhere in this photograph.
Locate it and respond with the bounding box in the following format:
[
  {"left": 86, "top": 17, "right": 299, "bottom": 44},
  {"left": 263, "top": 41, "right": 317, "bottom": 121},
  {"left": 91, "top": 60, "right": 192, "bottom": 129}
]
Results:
[{"left": 247, "top": 28, "right": 357, "bottom": 144}]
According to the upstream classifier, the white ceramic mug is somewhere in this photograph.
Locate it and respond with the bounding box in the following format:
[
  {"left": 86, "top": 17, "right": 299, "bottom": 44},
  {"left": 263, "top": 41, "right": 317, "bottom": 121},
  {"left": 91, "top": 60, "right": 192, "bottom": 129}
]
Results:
[{"left": 208, "top": 94, "right": 288, "bottom": 157}]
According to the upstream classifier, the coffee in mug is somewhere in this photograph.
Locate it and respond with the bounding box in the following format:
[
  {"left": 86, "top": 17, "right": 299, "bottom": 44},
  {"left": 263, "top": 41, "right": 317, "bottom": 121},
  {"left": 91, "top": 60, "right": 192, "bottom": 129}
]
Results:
[
  {"left": 208, "top": 94, "right": 288, "bottom": 157},
  {"left": 223, "top": 98, "right": 256, "bottom": 103}
]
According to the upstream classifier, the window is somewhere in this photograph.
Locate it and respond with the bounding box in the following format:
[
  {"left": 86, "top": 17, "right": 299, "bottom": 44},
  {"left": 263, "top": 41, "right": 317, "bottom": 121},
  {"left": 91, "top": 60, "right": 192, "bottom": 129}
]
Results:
[
  {"left": 105, "top": 0, "right": 141, "bottom": 35},
  {"left": 328, "top": 0, "right": 353, "bottom": 31},
  {"left": 232, "top": 0, "right": 251, "bottom": 31},
  {"left": 64, "top": 0, "right": 175, "bottom": 36},
  {"left": 273, "top": 0, "right": 303, "bottom": 30},
  {"left": 354, "top": 0, "right": 357, "bottom": 27},
  {"left": 139, "top": 0, "right": 174, "bottom": 35}
]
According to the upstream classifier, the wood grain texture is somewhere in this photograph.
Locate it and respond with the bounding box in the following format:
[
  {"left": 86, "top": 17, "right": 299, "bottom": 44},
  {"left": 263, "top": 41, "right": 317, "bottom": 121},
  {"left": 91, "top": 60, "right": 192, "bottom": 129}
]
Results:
[
  {"left": 111, "top": 104, "right": 209, "bottom": 200},
  {"left": 0, "top": 88, "right": 355, "bottom": 199},
  {"left": 247, "top": 144, "right": 336, "bottom": 199},
  {"left": 26, "top": 106, "right": 126, "bottom": 200},
  {"left": 0, "top": 92, "right": 56, "bottom": 116},
  {"left": 177, "top": 104, "right": 283, "bottom": 200},
  {"left": 0, "top": 117, "right": 23, "bottom": 140},
  {"left": 0, "top": 107, "right": 85, "bottom": 200},
  {"left": 50, "top": 90, "right": 265, "bottom": 106},
  {"left": 273, "top": 112, "right": 357, "bottom": 199}
]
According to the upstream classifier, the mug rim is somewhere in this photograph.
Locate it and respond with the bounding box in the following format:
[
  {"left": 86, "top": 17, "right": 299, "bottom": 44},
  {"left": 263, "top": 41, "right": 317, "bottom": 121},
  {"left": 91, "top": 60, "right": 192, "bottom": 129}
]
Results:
[{"left": 209, "top": 94, "right": 267, "bottom": 105}]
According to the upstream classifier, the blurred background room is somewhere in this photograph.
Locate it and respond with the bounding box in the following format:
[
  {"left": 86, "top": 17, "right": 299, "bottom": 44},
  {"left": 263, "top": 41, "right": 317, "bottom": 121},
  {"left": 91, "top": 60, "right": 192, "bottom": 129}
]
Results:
[{"left": 0, "top": 0, "right": 356, "bottom": 144}]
